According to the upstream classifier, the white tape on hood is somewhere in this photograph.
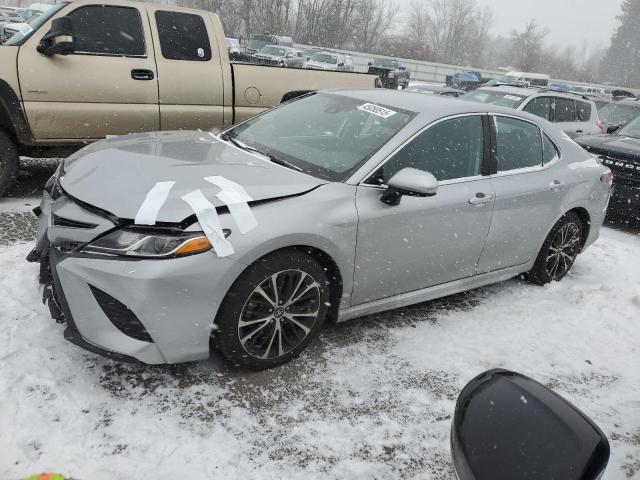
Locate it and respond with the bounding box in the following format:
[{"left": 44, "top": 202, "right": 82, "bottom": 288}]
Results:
[
  {"left": 204, "top": 176, "right": 258, "bottom": 234},
  {"left": 181, "top": 189, "right": 235, "bottom": 257},
  {"left": 134, "top": 181, "right": 176, "bottom": 225}
]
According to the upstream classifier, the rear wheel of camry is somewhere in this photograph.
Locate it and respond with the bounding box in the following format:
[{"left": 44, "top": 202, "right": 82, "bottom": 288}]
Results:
[
  {"left": 527, "top": 212, "right": 583, "bottom": 285},
  {"left": 214, "top": 250, "right": 329, "bottom": 369},
  {"left": 0, "top": 130, "right": 19, "bottom": 198}
]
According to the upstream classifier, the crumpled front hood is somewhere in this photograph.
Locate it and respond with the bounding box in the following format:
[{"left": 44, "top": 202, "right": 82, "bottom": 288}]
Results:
[
  {"left": 61, "top": 131, "right": 325, "bottom": 224},
  {"left": 576, "top": 134, "right": 640, "bottom": 161}
]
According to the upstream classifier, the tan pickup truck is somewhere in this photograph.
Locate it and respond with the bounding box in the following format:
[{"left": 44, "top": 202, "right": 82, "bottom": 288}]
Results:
[{"left": 0, "top": 0, "right": 377, "bottom": 195}]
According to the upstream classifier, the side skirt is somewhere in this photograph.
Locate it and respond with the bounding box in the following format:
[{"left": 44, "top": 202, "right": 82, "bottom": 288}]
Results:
[{"left": 337, "top": 263, "right": 531, "bottom": 323}]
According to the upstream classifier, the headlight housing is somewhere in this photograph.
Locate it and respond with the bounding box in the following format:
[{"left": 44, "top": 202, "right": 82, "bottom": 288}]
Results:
[{"left": 82, "top": 228, "right": 218, "bottom": 258}]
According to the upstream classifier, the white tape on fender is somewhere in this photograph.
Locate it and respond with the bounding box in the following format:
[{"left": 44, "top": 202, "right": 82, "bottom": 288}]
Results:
[
  {"left": 135, "top": 181, "right": 175, "bottom": 225},
  {"left": 204, "top": 176, "right": 258, "bottom": 234},
  {"left": 181, "top": 190, "right": 235, "bottom": 257}
]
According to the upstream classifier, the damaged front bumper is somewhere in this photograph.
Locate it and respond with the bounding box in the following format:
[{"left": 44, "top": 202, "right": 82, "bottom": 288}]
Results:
[{"left": 29, "top": 187, "right": 245, "bottom": 365}]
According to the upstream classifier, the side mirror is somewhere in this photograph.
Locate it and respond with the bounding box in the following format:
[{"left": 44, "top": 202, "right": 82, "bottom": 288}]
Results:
[
  {"left": 399, "top": 65, "right": 406, "bottom": 71},
  {"left": 452, "top": 369, "right": 610, "bottom": 480},
  {"left": 37, "top": 16, "right": 74, "bottom": 56},
  {"left": 338, "top": 62, "right": 344, "bottom": 67},
  {"left": 607, "top": 124, "right": 622, "bottom": 134},
  {"left": 368, "top": 61, "right": 372, "bottom": 66},
  {"left": 380, "top": 167, "right": 438, "bottom": 206}
]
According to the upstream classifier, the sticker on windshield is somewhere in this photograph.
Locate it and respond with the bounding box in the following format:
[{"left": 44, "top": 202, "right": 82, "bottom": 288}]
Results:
[
  {"left": 358, "top": 103, "right": 397, "bottom": 118},
  {"left": 503, "top": 95, "right": 522, "bottom": 101}
]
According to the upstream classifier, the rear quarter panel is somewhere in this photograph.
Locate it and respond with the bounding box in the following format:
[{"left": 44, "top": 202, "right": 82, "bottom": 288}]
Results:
[{"left": 232, "top": 63, "right": 377, "bottom": 123}]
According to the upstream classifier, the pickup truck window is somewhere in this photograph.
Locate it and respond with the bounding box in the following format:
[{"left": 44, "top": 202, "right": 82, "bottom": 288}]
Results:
[
  {"left": 155, "top": 11, "right": 211, "bottom": 61},
  {"left": 67, "top": 5, "right": 145, "bottom": 57}
]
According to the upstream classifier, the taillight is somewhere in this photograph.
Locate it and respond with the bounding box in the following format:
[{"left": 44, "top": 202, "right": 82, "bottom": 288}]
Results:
[{"left": 601, "top": 170, "right": 613, "bottom": 186}]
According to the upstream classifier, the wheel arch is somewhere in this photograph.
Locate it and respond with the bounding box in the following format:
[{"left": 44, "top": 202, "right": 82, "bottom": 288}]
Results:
[
  {"left": 0, "top": 79, "right": 33, "bottom": 146},
  {"left": 564, "top": 206, "right": 591, "bottom": 250}
]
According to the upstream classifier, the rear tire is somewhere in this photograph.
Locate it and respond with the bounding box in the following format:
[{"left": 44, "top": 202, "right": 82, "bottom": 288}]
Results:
[
  {"left": 213, "top": 250, "right": 330, "bottom": 369},
  {"left": 526, "top": 212, "right": 583, "bottom": 285},
  {"left": 0, "top": 130, "right": 18, "bottom": 197}
]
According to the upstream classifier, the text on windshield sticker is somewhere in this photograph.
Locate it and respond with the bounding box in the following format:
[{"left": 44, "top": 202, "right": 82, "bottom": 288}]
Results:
[{"left": 358, "top": 103, "right": 397, "bottom": 118}]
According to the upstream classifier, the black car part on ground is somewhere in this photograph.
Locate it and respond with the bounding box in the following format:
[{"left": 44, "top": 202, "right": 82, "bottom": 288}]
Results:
[{"left": 452, "top": 369, "right": 610, "bottom": 480}]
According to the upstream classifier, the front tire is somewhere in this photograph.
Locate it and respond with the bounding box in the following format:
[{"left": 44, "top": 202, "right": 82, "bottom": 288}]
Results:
[
  {"left": 527, "top": 212, "right": 583, "bottom": 285},
  {"left": 0, "top": 130, "right": 18, "bottom": 197},
  {"left": 213, "top": 250, "right": 330, "bottom": 369}
]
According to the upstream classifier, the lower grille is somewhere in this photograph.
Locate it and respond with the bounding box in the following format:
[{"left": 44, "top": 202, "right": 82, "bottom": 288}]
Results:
[{"left": 89, "top": 285, "right": 153, "bottom": 343}]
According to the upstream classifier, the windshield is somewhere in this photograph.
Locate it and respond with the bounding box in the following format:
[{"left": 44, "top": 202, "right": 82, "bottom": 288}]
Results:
[
  {"left": 599, "top": 102, "right": 640, "bottom": 125},
  {"left": 4, "top": 3, "right": 66, "bottom": 46},
  {"left": 259, "top": 45, "right": 286, "bottom": 56},
  {"left": 311, "top": 53, "right": 338, "bottom": 64},
  {"left": 225, "top": 93, "right": 415, "bottom": 181},
  {"left": 617, "top": 114, "right": 640, "bottom": 138},
  {"left": 461, "top": 89, "right": 526, "bottom": 108}
]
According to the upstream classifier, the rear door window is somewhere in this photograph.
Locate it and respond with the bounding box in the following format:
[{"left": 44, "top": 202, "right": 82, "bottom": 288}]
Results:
[
  {"left": 494, "top": 116, "right": 542, "bottom": 172},
  {"left": 542, "top": 134, "right": 559, "bottom": 164},
  {"left": 68, "top": 5, "right": 145, "bottom": 56},
  {"left": 575, "top": 101, "right": 592, "bottom": 122},
  {"left": 553, "top": 98, "right": 577, "bottom": 122},
  {"left": 523, "top": 97, "right": 552, "bottom": 121},
  {"left": 155, "top": 11, "right": 211, "bottom": 61}
]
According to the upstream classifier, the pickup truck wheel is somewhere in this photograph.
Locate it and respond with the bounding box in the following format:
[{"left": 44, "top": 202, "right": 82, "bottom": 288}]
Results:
[
  {"left": 0, "top": 130, "right": 18, "bottom": 197},
  {"left": 213, "top": 250, "right": 329, "bottom": 369}
]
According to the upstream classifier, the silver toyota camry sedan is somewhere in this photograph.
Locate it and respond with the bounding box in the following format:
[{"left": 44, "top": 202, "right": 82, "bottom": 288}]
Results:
[{"left": 29, "top": 90, "right": 612, "bottom": 369}]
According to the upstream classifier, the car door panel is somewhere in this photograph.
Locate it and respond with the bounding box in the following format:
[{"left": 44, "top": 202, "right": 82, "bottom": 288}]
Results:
[
  {"left": 18, "top": 2, "right": 159, "bottom": 140},
  {"left": 352, "top": 180, "right": 495, "bottom": 305}
]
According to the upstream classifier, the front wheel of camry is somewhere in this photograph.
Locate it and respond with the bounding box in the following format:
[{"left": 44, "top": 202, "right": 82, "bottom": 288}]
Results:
[
  {"left": 214, "top": 250, "right": 329, "bottom": 369},
  {"left": 526, "top": 212, "right": 584, "bottom": 285}
]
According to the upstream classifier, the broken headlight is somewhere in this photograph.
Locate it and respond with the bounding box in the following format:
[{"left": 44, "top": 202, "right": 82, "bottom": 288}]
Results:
[{"left": 82, "top": 228, "right": 215, "bottom": 258}]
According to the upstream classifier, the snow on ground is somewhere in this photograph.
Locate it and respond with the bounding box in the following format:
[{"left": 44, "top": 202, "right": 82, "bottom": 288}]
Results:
[{"left": 0, "top": 227, "right": 639, "bottom": 480}]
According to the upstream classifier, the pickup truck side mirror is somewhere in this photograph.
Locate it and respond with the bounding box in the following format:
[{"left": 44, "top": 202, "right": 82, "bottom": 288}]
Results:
[
  {"left": 380, "top": 167, "right": 438, "bottom": 206},
  {"left": 452, "top": 369, "right": 610, "bottom": 480},
  {"left": 338, "top": 62, "right": 344, "bottom": 67},
  {"left": 37, "top": 16, "right": 74, "bottom": 56},
  {"left": 368, "top": 61, "right": 372, "bottom": 66}
]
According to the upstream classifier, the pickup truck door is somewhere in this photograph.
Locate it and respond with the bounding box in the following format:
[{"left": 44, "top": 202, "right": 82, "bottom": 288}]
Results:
[
  {"left": 18, "top": 2, "right": 159, "bottom": 141},
  {"left": 147, "top": 6, "right": 231, "bottom": 131}
]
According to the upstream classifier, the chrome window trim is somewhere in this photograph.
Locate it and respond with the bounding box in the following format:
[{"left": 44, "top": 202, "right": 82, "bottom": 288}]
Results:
[{"left": 356, "top": 112, "right": 488, "bottom": 187}]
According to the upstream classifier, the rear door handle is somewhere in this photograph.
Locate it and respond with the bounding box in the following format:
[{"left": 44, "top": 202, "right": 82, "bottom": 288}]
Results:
[
  {"left": 131, "top": 69, "right": 155, "bottom": 81},
  {"left": 550, "top": 180, "right": 567, "bottom": 191},
  {"left": 468, "top": 192, "right": 494, "bottom": 205},
  {"left": 575, "top": 129, "right": 584, "bottom": 134}
]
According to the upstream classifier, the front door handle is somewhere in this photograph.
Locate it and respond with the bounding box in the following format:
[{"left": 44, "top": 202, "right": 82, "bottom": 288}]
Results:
[
  {"left": 575, "top": 129, "right": 584, "bottom": 134},
  {"left": 468, "top": 192, "right": 494, "bottom": 206},
  {"left": 549, "top": 180, "right": 567, "bottom": 192},
  {"left": 131, "top": 69, "right": 155, "bottom": 81}
]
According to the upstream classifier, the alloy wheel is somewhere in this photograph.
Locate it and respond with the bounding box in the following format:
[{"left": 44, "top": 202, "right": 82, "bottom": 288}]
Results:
[
  {"left": 545, "top": 222, "right": 581, "bottom": 280},
  {"left": 238, "top": 269, "right": 321, "bottom": 359}
]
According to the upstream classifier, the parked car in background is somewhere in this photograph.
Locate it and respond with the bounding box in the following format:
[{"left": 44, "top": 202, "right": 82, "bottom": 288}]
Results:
[
  {"left": 252, "top": 45, "right": 304, "bottom": 68},
  {"left": 576, "top": 114, "right": 640, "bottom": 223},
  {"left": 303, "top": 51, "right": 353, "bottom": 71},
  {"left": 570, "top": 85, "right": 612, "bottom": 97},
  {"left": 30, "top": 90, "right": 611, "bottom": 368},
  {"left": 0, "top": 0, "right": 377, "bottom": 196},
  {"left": 548, "top": 81, "right": 570, "bottom": 92},
  {"left": 245, "top": 33, "right": 293, "bottom": 55},
  {"left": 462, "top": 86, "right": 600, "bottom": 138},
  {"left": 367, "top": 58, "right": 410, "bottom": 89},
  {"left": 611, "top": 89, "right": 637, "bottom": 99},
  {"left": 596, "top": 98, "right": 640, "bottom": 133},
  {"left": 225, "top": 37, "right": 241, "bottom": 60},
  {"left": 450, "top": 72, "right": 480, "bottom": 91},
  {"left": 0, "top": 2, "right": 51, "bottom": 43},
  {"left": 0, "top": 7, "right": 24, "bottom": 41},
  {"left": 498, "top": 71, "right": 550, "bottom": 87},
  {"left": 405, "top": 83, "right": 465, "bottom": 97}
]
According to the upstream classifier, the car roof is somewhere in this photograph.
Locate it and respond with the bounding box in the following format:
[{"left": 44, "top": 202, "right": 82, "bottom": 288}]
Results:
[{"left": 327, "top": 89, "right": 536, "bottom": 118}]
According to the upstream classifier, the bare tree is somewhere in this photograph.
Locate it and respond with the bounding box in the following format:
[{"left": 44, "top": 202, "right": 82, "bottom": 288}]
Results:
[
  {"left": 509, "top": 19, "right": 549, "bottom": 72},
  {"left": 352, "top": 0, "right": 398, "bottom": 52}
]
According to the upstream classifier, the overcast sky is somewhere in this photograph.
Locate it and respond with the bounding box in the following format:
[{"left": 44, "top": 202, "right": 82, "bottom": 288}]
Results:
[{"left": 396, "top": 0, "right": 624, "bottom": 48}]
